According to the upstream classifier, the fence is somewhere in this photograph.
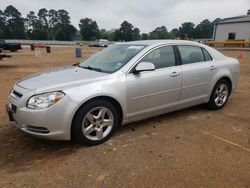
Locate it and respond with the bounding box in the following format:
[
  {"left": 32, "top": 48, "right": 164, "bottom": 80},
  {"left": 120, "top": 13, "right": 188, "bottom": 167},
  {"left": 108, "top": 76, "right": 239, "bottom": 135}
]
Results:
[
  {"left": 5, "top": 39, "right": 250, "bottom": 48},
  {"left": 2, "top": 39, "right": 92, "bottom": 45},
  {"left": 206, "top": 40, "right": 250, "bottom": 47}
]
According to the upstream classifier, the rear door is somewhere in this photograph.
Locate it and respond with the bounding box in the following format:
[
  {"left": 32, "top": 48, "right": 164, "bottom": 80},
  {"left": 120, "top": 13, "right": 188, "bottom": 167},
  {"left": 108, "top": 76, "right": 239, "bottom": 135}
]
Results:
[{"left": 177, "top": 45, "right": 216, "bottom": 107}]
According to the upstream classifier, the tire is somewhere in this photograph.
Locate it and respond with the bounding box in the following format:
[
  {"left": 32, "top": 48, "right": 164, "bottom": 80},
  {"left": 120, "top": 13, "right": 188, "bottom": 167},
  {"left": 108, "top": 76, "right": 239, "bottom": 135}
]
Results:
[
  {"left": 208, "top": 79, "right": 230, "bottom": 110},
  {"left": 72, "top": 100, "right": 119, "bottom": 146}
]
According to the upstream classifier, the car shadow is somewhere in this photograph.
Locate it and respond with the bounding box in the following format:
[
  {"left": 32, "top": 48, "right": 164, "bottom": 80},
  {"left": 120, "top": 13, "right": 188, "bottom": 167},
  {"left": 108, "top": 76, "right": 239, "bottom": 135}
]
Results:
[
  {"left": 0, "top": 104, "right": 208, "bottom": 173},
  {"left": 0, "top": 65, "right": 18, "bottom": 69},
  {"left": 0, "top": 125, "right": 81, "bottom": 173},
  {"left": 116, "top": 104, "right": 208, "bottom": 136}
]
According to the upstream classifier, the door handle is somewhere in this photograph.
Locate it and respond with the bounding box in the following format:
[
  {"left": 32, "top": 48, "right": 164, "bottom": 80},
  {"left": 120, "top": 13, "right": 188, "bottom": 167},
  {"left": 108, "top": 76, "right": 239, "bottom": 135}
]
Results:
[
  {"left": 170, "top": 72, "right": 180, "bottom": 77},
  {"left": 210, "top": 65, "right": 217, "bottom": 70}
]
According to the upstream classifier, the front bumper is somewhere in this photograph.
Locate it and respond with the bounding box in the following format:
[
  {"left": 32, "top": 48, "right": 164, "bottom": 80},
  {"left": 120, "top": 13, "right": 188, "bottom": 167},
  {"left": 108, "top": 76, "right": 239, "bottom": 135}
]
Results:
[
  {"left": 5, "top": 104, "right": 15, "bottom": 121},
  {"left": 7, "top": 85, "right": 78, "bottom": 140}
]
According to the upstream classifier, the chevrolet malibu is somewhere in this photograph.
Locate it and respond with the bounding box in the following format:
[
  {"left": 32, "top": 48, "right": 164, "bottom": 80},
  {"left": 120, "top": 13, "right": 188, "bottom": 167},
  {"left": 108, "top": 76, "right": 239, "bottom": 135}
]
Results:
[{"left": 6, "top": 40, "right": 240, "bottom": 145}]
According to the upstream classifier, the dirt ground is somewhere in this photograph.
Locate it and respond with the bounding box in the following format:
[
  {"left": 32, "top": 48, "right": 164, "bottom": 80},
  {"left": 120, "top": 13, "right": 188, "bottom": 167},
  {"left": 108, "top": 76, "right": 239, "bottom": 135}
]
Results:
[{"left": 0, "top": 46, "right": 249, "bottom": 188}]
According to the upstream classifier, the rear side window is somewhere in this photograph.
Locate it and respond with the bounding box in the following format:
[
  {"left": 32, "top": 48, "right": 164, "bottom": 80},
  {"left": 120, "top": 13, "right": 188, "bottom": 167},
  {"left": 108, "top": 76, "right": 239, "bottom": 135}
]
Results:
[
  {"left": 202, "top": 48, "right": 213, "bottom": 61},
  {"left": 178, "top": 46, "right": 205, "bottom": 64},
  {"left": 140, "top": 46, "right": 176, "bottom": 69}
]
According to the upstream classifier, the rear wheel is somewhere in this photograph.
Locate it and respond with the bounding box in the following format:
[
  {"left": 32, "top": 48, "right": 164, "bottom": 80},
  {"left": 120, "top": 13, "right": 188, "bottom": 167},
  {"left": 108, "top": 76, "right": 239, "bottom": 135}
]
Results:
[
  {"left": 72, "top": 100, "right": 119, "bottom": 145},
  {"left": 208, "top": 79, "right": 230, "bottom": 110}
]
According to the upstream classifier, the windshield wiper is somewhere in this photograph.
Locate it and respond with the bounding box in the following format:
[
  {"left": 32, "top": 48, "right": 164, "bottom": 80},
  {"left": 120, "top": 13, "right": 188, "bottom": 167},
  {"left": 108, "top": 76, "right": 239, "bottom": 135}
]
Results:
[{"left": 81, "top": 66, "right": 103, "bottom": 72}]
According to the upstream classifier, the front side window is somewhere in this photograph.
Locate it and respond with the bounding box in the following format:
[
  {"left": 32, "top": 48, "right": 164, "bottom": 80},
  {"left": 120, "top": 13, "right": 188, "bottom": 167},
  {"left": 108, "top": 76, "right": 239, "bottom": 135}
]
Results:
[
  {"left": 140, "top": 46, "right": 176, "bottom": 69},
  {"left": 79, "top": 44, "right": 146, "bottom": 73},
  {"left": 178, "top": 46, "right": 205, "bottom": 65}
]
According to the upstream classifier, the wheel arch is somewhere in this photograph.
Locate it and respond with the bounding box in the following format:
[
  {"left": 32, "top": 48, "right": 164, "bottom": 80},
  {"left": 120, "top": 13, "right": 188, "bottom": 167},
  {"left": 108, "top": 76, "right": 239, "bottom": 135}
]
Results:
[
  {"left": 70, "top": 95, "right": 124, "bottom": 139},
  {"left": 219, "top": 77, "right": 232, "bottom": 94},
  {"left": 210, "top": 75, "right": 233, "bottom": 98}
]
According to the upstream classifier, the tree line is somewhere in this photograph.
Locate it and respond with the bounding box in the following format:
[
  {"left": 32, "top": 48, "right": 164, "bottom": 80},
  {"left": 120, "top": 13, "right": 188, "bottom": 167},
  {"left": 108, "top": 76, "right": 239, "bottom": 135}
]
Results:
[{"left": 0, "top": 5, "right": 222, "bottom": 41}]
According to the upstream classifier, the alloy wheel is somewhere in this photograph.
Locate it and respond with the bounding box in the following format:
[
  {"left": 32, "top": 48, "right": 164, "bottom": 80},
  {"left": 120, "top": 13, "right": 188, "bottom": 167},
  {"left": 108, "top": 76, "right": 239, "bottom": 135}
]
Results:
[
  {"left": 82, "top": 107, "right": 114, "bottom": 141},
  {"left": 214, "top": 83, "right": 229, "bottom": 107}
]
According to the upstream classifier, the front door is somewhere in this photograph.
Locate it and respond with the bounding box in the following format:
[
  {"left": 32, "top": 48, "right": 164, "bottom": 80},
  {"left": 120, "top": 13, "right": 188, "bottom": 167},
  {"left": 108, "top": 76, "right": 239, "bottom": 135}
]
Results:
[{"left": 125, "top": 45, "right": 182, "bottom": 120}]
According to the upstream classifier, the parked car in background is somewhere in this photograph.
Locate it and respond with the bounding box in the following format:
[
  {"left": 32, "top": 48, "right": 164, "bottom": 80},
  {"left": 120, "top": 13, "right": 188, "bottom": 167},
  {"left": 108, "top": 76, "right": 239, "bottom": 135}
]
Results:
[
  {"left": 89, "top": 39, "right": 109, "bottom": 47},
  {"left": 0, "top": 40, "right": 22, "bottom": 52},
  {"left": 6, "top": 40, "right": 240, "bottom": 145},
  {"left": 98, "top": 39, "right": 109, "bottom": 47},
  {"left": 0, "top": 54, "right": 11, "bottom": 61}
]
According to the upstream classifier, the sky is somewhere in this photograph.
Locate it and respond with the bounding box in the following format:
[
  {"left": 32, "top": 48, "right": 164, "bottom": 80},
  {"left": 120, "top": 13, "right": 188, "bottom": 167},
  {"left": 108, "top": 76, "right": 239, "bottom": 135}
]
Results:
[{"left": 1, "top": 0, "right": 250, "bottom": 33}]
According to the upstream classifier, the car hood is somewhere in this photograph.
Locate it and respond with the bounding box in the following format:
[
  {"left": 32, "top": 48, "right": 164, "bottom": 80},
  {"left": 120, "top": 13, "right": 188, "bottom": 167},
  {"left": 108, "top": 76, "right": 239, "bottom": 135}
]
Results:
[{"left": 17, "top": 66, "right": 109, "bottom": 91}]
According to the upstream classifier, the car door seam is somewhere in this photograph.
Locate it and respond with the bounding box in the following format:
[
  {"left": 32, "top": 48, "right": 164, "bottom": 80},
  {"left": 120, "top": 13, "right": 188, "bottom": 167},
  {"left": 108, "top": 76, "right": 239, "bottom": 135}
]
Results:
[
  {"left": 182, "top": 82, "right": 209, "bottom": 89},
  {"left": 130, "top": 88, "right": 181, "bottom": 100}
]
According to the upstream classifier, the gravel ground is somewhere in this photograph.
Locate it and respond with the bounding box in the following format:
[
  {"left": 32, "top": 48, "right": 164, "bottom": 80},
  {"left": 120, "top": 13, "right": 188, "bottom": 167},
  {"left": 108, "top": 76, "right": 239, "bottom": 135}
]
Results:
[{"left": 0, "top": 46, "right": 249, "bottom": 188}]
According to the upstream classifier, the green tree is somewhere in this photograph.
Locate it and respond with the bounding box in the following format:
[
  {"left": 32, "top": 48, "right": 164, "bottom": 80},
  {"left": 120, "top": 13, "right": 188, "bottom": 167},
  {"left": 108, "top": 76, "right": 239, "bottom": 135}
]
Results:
[
  {"left": 54, "top": 9, "right": 76, "bottom": 40},
  {"left": 57, "top": 9, "right": 70, "bottom": 24},
  {"left": 53, "top": 10, "right": 76, "bottom": 41},
  {"left": 25, "top": 10, "right": 48, "bottom": 39},
  {"left": 149, "top": 26, "right": 172, "bottom": 39},
  {"left": 193, "top": 19, "right": 213, "bottom": 39},
  {"left": 178, "top": 22, "right": 195, "bottom": 39},
  {"left": 54, "top": 24, "right": 76, "bottom": 40},
  {"left": 0, "top": 10, "right": 6, "bottom": 38},
  {"left": 37, "top": 8, "right": 49, "bottom": 39},
  {"left": 109, "top": 29, "right": 119, "bottom": 41},
  {"left": 170, "top": 28, "right": 179, "bottom": 38},
  {"left": 26, "top": 17, "right": 48, "bottom": 40},
  {"left": 132, "top": 27, "right": 141, "bottom": 41},
  {"left": 4, "top": 5, "right": 25, "bottom": 39},
  {"left": 79, "top": 18, "right": 99, "bottom": 40},
  {"left": 99, "top": 29, "right": 110, "bottom": 39},
  {"left": 25, "top": 11, "right": 37, "bottom": 39},
  {"left": 118, "top": 21, "right": 134, "bottom": 41},
  {"left": 141, "top": 33, "right": 149, "bottom": 40},
  {"left": 38, "top": 8, "right": 49, "bottom": 29},
  {"left": 48, "top": 9, "right": 58, "bottom": 39},
  {"left": 48, "top": 9, "right": 58, "bottom": 28},
  {"left": 26, "top": 9, "right": 76, "bottom": 40},
  {"left": 26, "top": 11, "right": 37, "bottom": 27}
]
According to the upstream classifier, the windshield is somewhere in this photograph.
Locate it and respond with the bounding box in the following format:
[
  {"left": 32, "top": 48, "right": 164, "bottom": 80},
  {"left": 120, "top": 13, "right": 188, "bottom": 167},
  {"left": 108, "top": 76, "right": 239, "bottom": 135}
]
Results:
[{"left": 79, "top": 44, "right": 146, "bottom": 73}]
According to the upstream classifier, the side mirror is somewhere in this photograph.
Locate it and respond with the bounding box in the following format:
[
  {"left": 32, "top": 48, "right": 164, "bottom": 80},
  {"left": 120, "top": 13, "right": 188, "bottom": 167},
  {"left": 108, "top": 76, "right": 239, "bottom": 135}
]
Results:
[{"left": 133, "top": 62, "right": 155, "bottom": 74}]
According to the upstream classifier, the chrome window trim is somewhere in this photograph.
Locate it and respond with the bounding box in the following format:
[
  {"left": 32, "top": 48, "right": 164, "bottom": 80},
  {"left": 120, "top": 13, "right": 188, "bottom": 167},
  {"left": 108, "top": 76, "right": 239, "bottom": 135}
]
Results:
[
  {"left": 176, "top": 45, "right": 215, "bottom": 64},
  {"left": 127, "top": 44, "right": 176, "bottom": 74}
]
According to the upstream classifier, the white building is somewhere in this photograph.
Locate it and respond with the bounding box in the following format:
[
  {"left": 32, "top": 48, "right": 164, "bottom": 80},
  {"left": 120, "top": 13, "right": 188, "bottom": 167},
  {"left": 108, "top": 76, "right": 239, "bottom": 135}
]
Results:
[{"left": 213, "top": 12, "right": 250, "bottom": 41}]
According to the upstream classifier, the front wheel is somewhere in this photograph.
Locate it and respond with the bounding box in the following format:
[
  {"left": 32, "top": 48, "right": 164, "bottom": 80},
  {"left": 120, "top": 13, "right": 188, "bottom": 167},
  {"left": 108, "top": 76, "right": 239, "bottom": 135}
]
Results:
[
  {"left": 72, "top": 100, "right": 119, "bottom": 145},
  {"left": 208, "top": 79, "right": 230, "bottom": 110}
]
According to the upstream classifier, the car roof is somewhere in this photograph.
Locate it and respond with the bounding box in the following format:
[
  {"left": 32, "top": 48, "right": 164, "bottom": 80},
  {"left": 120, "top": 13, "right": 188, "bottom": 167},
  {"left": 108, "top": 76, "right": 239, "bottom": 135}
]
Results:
[
  {"left": 115, "top": 40, "right": 226, "bottom": 61},
  {"left": 116, "top": 40, "right": 202, "bottom": 47}
]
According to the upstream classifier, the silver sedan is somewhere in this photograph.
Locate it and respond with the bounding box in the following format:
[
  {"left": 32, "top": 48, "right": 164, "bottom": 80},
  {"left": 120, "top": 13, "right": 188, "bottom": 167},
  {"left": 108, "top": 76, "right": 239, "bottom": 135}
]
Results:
[{"left": 6, "top": 40, "right": 240, "bottom": 145}]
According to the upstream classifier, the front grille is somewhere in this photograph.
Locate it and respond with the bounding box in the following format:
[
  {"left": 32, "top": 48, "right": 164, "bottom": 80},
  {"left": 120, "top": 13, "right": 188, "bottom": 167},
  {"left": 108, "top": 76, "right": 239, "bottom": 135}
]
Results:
[
  {"left": 12, "top": 90, "right": 23, "bottom": 99},
  {"left": 27, "top": 125, "right": 50, "bottom": 134}
]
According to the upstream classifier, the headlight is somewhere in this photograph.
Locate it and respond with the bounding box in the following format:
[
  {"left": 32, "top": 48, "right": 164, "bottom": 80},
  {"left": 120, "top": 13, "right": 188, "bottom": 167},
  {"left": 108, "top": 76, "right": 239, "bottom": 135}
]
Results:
[{"left": 27, "top": 91, "right": 65, "bottom": 109}]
